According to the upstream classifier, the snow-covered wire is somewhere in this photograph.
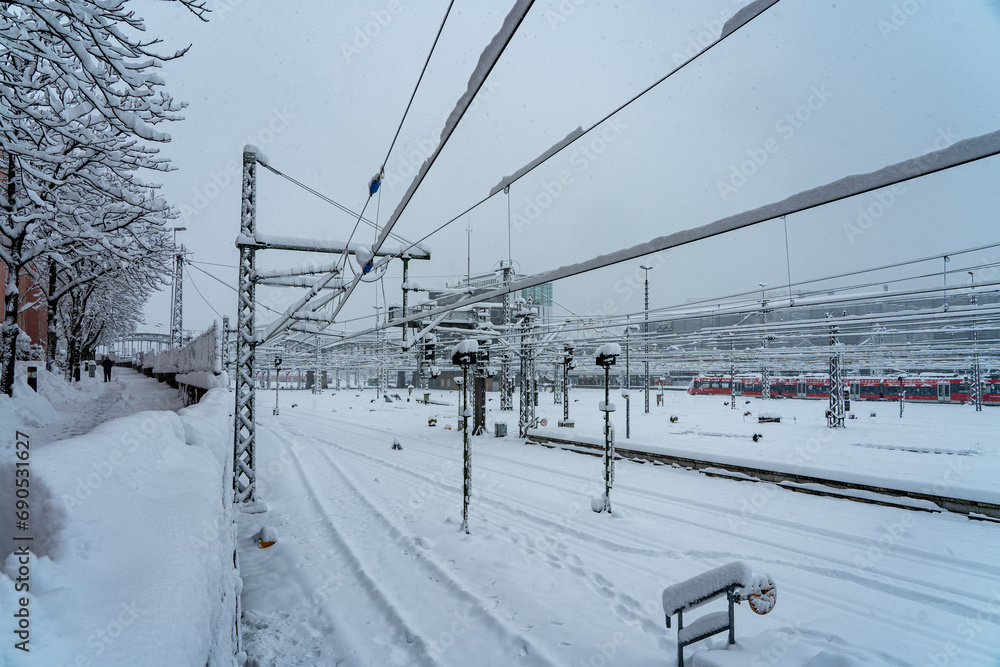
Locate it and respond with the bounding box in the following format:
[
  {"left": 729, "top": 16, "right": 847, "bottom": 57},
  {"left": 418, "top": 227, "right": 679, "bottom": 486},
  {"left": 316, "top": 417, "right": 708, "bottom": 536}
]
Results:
[
  {"left": 190, "top": 259, "right": 238, "bottom": 269},
  {"left": 187, "top": 263, "right": 282, "bottom": 315},
  {"left": 336, "top": 0, "right": 456, "bottom": 277},
  {"left": 380, "top": 0, "right": 783, "bottom": 263},
  {"left": 379, "top": 0, "right": 456, "bottom": 172},
  {"left": 255, "top": 161, "right": 416, "bottom": 249},
  {"left": 282, "top": 0, "right": 538, "bottom": 344},
  {"left": 184, "top": 267, "right": 223, "bottom": 320}
]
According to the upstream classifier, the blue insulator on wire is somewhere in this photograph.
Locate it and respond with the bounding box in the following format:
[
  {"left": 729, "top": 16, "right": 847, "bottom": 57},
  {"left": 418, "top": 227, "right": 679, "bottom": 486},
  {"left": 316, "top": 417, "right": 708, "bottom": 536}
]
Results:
[{"left": 369, "top": 169, "right": 383, "bottom": 197}]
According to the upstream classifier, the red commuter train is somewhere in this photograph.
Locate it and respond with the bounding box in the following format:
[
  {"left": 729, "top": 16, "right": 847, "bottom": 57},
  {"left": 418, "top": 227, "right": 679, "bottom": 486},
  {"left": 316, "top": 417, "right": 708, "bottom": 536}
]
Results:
[{"left": 688, "top": 375, "right": 1000, "bottom": 406}]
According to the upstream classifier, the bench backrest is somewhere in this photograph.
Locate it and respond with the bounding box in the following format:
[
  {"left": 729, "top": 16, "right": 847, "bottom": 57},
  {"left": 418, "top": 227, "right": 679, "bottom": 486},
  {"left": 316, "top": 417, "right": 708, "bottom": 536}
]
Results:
[{"left": 662, "top": 561, "right": 753, "bottom": 616}]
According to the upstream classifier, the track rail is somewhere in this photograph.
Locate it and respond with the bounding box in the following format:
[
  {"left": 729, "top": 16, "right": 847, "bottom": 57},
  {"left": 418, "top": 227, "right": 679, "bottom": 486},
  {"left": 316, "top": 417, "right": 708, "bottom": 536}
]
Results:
[{"left": 524, "top": 430, "right": 1000, "bottom": 520}]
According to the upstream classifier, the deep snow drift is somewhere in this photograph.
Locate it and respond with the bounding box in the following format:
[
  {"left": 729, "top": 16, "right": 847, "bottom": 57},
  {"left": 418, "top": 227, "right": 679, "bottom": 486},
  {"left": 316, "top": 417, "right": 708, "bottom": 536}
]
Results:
[{"left": 0, "top": 371, "right": 237, "bottom": 667}]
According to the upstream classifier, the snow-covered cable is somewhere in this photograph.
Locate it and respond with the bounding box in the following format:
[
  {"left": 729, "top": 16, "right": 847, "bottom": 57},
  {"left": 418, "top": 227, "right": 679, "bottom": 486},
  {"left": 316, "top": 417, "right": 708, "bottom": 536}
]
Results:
[
  {"left": 385, "top": 0, "right": 782, "bottom": 262},
  {"left": 335, "top": 128, "right": 1000, "bottom": 343},
  {"left": 379, "top": 0, "right": 456, "bottom": 172},
  {"left": 184, "top": 267, "right": 224, "bottom": 320},
  {"left": 311, "top": 0, "right": 536, "bottom": 341}
]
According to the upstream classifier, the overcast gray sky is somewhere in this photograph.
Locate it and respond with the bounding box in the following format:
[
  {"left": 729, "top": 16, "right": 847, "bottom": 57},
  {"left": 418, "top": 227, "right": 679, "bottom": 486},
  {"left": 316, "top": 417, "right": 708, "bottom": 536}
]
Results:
[{"left": 136, "top": 0, "right": 1000, "bottom": 338}]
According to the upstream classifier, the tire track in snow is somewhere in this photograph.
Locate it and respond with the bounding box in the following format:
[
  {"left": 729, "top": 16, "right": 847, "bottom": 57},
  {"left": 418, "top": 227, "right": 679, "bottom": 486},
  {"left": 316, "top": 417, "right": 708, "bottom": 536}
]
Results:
[
  {"left": 281, "top": 413, "right": 1000, "bottom": 638},
  {"left": 277, "top": 422, "right": 560, "bottom": 667},
  {"left": 272, "top": 425, "right": 436, "bottom": 666},
  {"left": 291, "top": 410, "right": 1000, "bottom": 582},
  {"left": 277, "top": 421, "right": 991, "bottom": 660}
]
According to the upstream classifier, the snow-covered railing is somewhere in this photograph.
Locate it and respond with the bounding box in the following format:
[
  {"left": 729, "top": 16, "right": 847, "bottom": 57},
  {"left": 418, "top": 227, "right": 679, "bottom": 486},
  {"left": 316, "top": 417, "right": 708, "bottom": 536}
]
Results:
[
  {"left": 140, "top": 324, "right": 226, "bottom": 403},
  {"left": 661, "top": 561, "right": 776, "bottom": 666},
  {"left": 153, "top": 323, "right": 221, "bottom": 375}
]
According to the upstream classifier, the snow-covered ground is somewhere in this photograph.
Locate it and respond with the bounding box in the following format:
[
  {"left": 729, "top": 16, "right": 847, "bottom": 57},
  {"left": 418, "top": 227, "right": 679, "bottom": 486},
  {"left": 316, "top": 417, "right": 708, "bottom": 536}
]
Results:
[
  {"left": 238, "top": 387, "right": 1000, "bottom": 666},
  {"left": 0, "top": 369, "right": 237, "bottom": 667},
  {"left": 530, "top": 387, "right": 1000, "bottom": 504},
  {"left": 0, "top": 363, "right": 183, "bottom": 446}
]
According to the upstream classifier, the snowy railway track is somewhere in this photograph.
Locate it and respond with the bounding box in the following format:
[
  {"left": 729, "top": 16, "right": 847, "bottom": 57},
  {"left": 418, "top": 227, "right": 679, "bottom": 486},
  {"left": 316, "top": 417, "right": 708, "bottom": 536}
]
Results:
[
  {"left": 264, "top": 421, "right": 562, "bottom": 666},
  {"left": 270, "top": 418, "right": 1000, "bottom": 665},
  {"left": 282, "top": 410, "right": 1000, "bottom": 595},
  {"left": 276, "top": 412, "right": 1000, "bottom": 639}
]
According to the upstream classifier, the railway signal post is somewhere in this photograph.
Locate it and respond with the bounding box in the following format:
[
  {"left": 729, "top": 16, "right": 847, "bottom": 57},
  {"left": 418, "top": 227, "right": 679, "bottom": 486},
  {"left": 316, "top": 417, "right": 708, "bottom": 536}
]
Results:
[
  {"left": 595, "top": 344, "right": 620, "bottom": 513},
  {"left": 452, "top": 340, "right": 478, "bottom": 534}
]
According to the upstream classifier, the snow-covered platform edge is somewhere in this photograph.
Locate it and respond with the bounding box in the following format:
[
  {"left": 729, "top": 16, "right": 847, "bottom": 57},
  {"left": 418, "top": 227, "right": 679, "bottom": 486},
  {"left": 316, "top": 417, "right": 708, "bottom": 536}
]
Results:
[{"left": 526, "top": 428, "right": 1000, "bottom": 515}]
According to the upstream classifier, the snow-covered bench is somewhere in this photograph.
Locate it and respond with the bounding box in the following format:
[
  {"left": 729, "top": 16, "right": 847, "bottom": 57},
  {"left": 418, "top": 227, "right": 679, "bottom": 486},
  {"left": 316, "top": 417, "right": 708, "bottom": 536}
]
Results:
[{"left": 662, "top": 561, "right": 773, "bottom": 667}]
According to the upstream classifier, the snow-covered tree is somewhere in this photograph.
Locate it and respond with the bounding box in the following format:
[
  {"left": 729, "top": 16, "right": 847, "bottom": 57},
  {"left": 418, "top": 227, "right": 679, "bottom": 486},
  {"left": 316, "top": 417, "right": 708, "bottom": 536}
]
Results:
[{"left": 0, "top": 0, "right": 207, "bottom": 395}]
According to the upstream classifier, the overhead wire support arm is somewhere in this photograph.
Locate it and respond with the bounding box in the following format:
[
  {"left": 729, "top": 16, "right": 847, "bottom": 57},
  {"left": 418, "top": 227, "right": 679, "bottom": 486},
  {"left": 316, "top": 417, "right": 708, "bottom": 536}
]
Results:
[
  {"left": 336, "top": 128, "right": 1000, "bottom": 344},
  {"left": 308, "top": 0, "right": 538, "bottom": 338},
  {"left": 254, "top": 160, "right": 428, "bottom": 254}
]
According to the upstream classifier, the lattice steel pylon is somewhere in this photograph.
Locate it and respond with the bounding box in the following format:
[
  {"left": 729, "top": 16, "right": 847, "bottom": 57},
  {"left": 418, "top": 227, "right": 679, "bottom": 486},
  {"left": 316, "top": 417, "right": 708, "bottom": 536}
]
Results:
[
  {"left": 222, "top": 316, "right": 231, "bottom": 389},
  {"left": 971, "top": 358, "right": 983, "bottom": 412},
  {"left": 377, "top": 327, "right": 387, "bottom": 399},
  {"left": 760, "top": 358, "right": 771, "bottom": 401},
  {"left": 827, "top": 353, "right": 845, "bottom": 428},
  {"left": 500, "top": 262, "right": 514, "bottom": 411},
  {"left": 169, "top": 247, "right": 184, "bottom": 347},
  {"left": 760, "top": 291, "right": 770, "bottom": 400},
  {"left": 553, "top": 362, "right": 562, "bottom": 403},
  {"left": 233, "top": 150, "right": 258, "bottom": 504},
  {"left": 826, "top": 314, "right": 844, "bottom": 428},
  {"left": 518, "top": 304, "right": 536, "bottom": 438}
]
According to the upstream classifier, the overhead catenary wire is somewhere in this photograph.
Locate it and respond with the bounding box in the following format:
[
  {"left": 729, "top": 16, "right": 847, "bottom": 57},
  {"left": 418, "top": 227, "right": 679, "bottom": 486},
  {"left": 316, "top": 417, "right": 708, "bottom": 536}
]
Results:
[
  {"left": 379, "top": 0, "right": 456, "bottom": 173},
  {"left": 368, "top": 1, "right": 784, "bottom": 267},
  {"left": 184, "top": 267, "right": 224, "bottom": 320},
  {"left": 333, "top": 130, "right": 1000, "bottom": 346},
  {"left": 264, "top": 0, "right": 538, "bottom": 344},
  {"left": 255, "top": 161, "right": 417, "bottom": 249},
  {"left": 338, "top": 0, "right": 456, "bottom": 275},
  {"left": 188, "top": 263, "right": 283, "bottom": 316}
]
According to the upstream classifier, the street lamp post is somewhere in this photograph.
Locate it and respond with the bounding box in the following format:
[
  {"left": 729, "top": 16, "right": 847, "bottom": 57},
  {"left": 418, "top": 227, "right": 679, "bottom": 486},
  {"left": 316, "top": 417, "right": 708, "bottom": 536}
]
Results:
[
  {"left": 622, "top": 322, "right": 639, "bottom": 438},
  {"left": 640, "top": 265, "right": 653, "bottom": 413}
]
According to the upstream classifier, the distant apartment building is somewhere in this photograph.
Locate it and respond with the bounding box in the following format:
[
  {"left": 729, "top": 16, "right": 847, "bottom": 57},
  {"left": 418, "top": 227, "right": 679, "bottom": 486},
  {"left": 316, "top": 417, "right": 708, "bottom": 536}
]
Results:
[{"left": 0, "top": 263, "right": 48, "bottom": 348}]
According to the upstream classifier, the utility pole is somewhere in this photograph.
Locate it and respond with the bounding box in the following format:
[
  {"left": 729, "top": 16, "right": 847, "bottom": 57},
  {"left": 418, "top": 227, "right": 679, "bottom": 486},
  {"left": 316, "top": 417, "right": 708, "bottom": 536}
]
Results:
[
  {"left": 401, "top": 257, "right": 409, "bottom": 344},
  {"left": 169, "top": 228, "right": 186, "bottom": 347},
  {"left": 640, "top": 265, "right": 653, "bottom": 413},
  {"left": 517, "top": 299, "right": 536, "bottom": 438},
  {"left": 553, "top": 362, "right": 561, "bottom": 403},
  {"left": 970, "top": 271, "right": 982, "bottom": 412},
  {"left": 233, "top": 150, "right": 257, "bottom": 505},
  {"left": 942, "top": 255, "right": 950, "bottom": 311},
  {"left": 273, "top": 356, "right": 282, "bottom": 415},
  {"left": 826, "top": 313, "right": 845, "bottom": 428},
  {"left": 500, "top": 260, "right": 514, "bottom": 411},
  {"left": 759, "top": 282, "right": 770, "bottom": 400},
  {"left": 222, "top": 316, "right": 231, "bottom": 390},
  {"left": 560, "top": 343, "right": 574, "bottom": 426},
  {"left": 623, "top": 322, "right": 636, "bottom": 438},
  {"left": 730, "top": 337, "right": 736, "bottom": 410}
]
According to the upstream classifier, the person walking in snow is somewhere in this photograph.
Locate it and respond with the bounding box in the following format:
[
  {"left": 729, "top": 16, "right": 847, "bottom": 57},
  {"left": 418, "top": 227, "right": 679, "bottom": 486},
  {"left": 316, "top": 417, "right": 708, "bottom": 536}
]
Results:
[{"left": 101, "top": 356, "right": 113, "bottom": 382}]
